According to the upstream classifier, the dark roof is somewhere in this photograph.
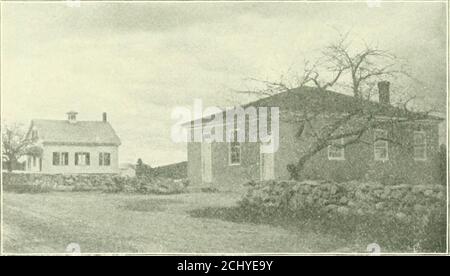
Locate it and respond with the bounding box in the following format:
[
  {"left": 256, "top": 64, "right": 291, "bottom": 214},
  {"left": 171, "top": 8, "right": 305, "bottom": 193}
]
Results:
[
  {"left": 29, "top": 119, "right": 121, "bottom": 146},
  {"left": 185, "top": 86, "right": 443, "bottom": 125}
]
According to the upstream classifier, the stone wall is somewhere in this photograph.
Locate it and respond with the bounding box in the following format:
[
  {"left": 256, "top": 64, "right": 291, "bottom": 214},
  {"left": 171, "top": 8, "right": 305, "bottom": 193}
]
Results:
[
  {"left": 241, "top": 180, "right": 446, "bottom": 218},
  {"left": 2, "top": 172, "right": 188, "bottom": 194},
  {"left": 240, "top": 180, "right": 447, "bottom": 251}
]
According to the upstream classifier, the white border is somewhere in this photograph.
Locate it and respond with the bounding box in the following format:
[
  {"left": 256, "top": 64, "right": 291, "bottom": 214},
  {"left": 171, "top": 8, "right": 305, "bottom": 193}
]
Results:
[{"left": 0, "top": 0, "right": 448, "bottom": 256}]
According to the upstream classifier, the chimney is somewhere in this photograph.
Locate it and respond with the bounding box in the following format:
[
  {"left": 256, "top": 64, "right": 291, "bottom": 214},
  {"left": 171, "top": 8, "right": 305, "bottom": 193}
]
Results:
[
  {"left": 378, "top": 81, "right": 390, "bottom": 105},
  {"left": 67, "top": 111, "right": 78, "bottom": 124},
  {"left": 102, "top": 112, "right": 107, "bottom": 122}
]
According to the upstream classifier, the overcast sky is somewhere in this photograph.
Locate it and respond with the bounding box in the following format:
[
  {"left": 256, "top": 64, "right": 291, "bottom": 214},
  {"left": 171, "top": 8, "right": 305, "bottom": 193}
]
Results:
[{"left": 1, "top": 1, "right": 447, "bottom": 166}]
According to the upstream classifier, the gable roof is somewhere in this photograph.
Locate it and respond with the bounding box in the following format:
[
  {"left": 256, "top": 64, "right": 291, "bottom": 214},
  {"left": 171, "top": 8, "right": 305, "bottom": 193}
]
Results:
[
  {"left": 184, "top": 86, "right": 443, "bottom": 126},
  {"left": 29, "top": 119, "right": 121, "bottom": 146}
]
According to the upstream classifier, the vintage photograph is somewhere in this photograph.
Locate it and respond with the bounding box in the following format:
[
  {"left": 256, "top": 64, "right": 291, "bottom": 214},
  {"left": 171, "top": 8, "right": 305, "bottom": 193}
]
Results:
[{"left": 1, "top": 1, "right": 448, "bottom": 255}]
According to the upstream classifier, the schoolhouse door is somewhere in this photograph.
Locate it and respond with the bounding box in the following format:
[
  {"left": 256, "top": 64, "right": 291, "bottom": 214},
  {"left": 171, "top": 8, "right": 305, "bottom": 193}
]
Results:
[{"left": 260, "top": 144, "right": 274, "bottom": 180}]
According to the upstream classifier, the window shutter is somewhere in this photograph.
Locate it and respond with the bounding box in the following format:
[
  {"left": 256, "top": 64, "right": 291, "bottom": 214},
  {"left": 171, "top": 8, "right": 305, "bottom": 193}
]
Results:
[
  {"left": 99, "top": 153, "right": 103, "bottom": 166},
  {"left": 105, "top": 153, "right": 111, "bottom": 166},
  {"left": 86, "top": 153, "right": 90, "bottom": 165},
  {"left": 75, "top": 153, "right": 79, "bottom": 165},
  {"left": 53, "top": 152, "right": 59, "bottom": 166}
]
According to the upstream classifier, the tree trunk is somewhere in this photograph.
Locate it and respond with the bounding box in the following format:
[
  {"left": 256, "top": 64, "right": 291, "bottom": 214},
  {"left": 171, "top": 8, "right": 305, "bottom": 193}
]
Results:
[
  {"left": 6, "top": 160, "right": 13, "bottom": 172},
  {"left": 288, "top": 143, "right": 325, "bottom": 180},
  {"left": 6, "top": 156, "right": 18, "bottom": 172}
]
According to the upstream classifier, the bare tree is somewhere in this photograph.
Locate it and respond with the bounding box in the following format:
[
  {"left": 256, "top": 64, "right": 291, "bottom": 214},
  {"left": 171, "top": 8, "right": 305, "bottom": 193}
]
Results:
[
  {"left": 1, "top": 122, "right": 31, "bottom": 172},
  {"left": 237, "top": 33, "right": 437, "bottom": 180}
]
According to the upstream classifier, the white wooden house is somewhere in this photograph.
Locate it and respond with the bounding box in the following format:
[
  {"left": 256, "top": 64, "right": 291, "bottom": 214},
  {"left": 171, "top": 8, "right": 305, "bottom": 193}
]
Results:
[{"left": 24, "top": 112, "right": 121, "bottom": 174}]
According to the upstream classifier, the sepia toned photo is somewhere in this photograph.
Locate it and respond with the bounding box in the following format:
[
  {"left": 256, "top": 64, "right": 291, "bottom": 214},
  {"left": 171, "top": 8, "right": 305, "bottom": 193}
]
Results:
[{"left": 0, "top": 0, "right": 448, "bottom": 256}]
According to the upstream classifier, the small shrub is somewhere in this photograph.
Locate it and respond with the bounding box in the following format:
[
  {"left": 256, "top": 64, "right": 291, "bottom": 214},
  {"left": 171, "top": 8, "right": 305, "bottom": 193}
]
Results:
[{"left": 102, "top": 175, "right": 126, "bottom": 193}]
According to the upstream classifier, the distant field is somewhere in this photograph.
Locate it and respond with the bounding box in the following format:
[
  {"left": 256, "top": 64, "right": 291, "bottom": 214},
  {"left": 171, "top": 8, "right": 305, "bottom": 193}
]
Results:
[{"left": 3, "top": 191, "right": 359, "bottom": 254}]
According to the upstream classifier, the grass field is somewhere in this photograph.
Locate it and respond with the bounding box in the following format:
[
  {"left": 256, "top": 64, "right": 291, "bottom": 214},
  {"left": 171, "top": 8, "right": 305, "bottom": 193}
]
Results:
[{"left": 2, "top": 191, "right": 360, "bottom": 254}]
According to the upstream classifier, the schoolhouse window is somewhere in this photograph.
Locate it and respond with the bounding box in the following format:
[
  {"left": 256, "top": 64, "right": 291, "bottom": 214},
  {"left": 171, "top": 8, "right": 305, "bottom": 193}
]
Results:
[
  {"left": 229, "top": 130, "right": 241, "bottom": 165},
  {"left": 229, "top": 143, "right": 241, "bottom": 165},
  {"left": 99, "top": 152, "right": 111, "bottom": 166},
  {"left": 413, "top": 131, "right": 427, "bottom": 161},
  {"left": 374, "top": 129, "right": 389, "bottom": 161},
  {"left": 75, "top": 152, "right": 90, "bottom": 166},
  {"left": 53, "top": 152, "right": 69, "bottom": 166},
  {"left": 328, "top": 138, "right": 345, "bottom": 160}
]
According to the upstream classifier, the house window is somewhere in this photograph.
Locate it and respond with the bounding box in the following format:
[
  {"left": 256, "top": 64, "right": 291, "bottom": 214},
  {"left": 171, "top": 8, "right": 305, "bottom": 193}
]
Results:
[
  {"left": 374, "top": 129, "right": 389, "bottom": 161},
  {"left": 413, "top": 131, "right": 427, "bottom": 161},
  {"left": 52, "top": 152, "right": 69, "bottom": 166},
  {"left": 33, "top": 156, "right": 36, "bottom": 167},
  {"left": 229, "top": 130, "right": 241, "bottom": 165},
  {"left": 75, "top": 152, "right": 90, "bottom": 166},
  {"left": 61, "top": 152, "right": 69, "bottom": 165},
  {"left": 99, "top": 152, "right": 111, "bottom": 166},
  {"left": 328, "top": 138, "right": 345, "bottom": 160}
]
